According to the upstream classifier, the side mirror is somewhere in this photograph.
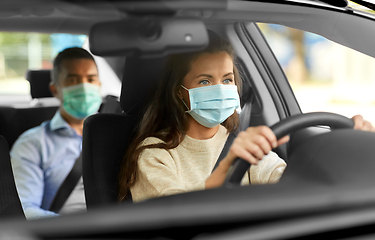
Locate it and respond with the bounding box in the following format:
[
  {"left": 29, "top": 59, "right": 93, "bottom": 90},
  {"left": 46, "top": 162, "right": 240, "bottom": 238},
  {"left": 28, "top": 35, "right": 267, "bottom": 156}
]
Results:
[{"left": 89, "top": 17, "right": 208, "bottom": 57}]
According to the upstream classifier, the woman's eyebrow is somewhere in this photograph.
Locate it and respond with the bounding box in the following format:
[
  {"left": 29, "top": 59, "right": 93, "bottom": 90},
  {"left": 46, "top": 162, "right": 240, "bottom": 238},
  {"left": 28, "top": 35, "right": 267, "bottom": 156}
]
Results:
[
  {"left": 223, "top": 72, "right": 234, "bottom": 77},
  {"left": 195, "top": 72, "right": 234, "bottom": 78},
  {"left": 195, "top": 74, "right": 212, "bottom": 78}
]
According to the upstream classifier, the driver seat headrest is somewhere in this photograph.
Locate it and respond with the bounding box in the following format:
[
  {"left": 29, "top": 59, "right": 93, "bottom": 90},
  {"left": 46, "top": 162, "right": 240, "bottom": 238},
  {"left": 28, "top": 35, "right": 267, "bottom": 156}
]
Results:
[
  {"left": 83, "top": 56, "right": 168, "bottom": 207},
  {"left": 120, "top": 56, "right": 167, "bottom": 117}
]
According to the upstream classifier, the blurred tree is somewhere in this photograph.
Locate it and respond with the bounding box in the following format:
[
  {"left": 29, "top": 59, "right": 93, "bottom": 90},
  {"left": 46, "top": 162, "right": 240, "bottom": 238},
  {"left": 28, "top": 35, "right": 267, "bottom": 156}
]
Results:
[
  {"left": 258, "top": 23, "right": 309, "bottom": 84},
  {"left": 287, "top": 28, "right": 308, "bottom": 84},
  {"left": 0, "top": 33, "right": 51, "bottom": 79},
  {"left": 0, "top": 33, "right": 50, "bottom": 44}
]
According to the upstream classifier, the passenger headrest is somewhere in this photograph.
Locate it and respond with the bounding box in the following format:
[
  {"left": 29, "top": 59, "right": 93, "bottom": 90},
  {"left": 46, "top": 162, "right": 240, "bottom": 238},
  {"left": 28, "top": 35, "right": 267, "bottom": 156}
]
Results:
[
  {"left": 25, "top": 69, "right": 53, "bottom": 99},
  {"left": 120, "top": 56, "right": 167, "bottom": 116}
]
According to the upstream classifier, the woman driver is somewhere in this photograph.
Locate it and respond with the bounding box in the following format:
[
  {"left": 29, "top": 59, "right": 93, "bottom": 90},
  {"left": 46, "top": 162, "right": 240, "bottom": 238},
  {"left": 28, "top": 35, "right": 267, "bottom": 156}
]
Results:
[{"left": 118, "top": 30, "right": 374, "bottom": 202}]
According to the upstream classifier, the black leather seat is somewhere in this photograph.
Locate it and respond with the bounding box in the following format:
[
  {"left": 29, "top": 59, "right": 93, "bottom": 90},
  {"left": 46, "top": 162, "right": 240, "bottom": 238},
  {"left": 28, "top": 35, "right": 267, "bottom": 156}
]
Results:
[
  {"left": 0, "top": 135, "right": 25, "bottom": 220},
  {"left": 26, "top": 69, "right": 53, "bottom": 99},
  {"left": 82, "top": 56, "right": 166, "bottom": 209}
]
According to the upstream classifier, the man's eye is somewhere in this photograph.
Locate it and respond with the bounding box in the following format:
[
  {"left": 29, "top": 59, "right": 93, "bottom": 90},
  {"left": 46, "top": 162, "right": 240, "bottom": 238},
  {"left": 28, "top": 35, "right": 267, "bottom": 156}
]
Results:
[{"left": 67, "top": 78, "right": 78, "bottom": 83}]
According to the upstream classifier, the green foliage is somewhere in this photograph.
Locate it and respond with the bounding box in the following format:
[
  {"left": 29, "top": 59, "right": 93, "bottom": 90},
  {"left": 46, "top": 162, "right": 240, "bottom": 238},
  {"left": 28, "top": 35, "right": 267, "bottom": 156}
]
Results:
[{"left": 0, "top": 32, "right": 51, "bottom": 45}]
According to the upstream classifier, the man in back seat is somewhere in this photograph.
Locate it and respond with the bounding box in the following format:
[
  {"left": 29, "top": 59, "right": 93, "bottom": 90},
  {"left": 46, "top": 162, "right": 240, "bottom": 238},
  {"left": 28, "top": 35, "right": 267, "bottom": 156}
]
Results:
[{"left": 10, "top": 47, "right": 102, "bottom": 219}]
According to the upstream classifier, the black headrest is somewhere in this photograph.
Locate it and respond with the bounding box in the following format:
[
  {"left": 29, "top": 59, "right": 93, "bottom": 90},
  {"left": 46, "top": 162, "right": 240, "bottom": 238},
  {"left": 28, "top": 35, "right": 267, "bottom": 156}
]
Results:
[
  {"left": 25, "top": 69, "right": 53, "bottom": 99},
  {"left": 120, "top": 56, "right": 167, "bottom": 115}
]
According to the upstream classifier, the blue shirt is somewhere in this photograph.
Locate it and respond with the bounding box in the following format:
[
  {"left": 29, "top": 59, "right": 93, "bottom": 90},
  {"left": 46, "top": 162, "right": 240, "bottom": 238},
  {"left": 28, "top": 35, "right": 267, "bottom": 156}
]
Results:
[{"left": 10, "top": 110, "right": 82, "bottom": 219}]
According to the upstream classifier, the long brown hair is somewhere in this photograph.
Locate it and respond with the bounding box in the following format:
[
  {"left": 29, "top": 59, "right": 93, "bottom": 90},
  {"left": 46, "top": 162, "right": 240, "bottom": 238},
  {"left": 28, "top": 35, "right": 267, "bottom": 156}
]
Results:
[{"left": 118, "top": 30, "right": 242, "bottom": 201}]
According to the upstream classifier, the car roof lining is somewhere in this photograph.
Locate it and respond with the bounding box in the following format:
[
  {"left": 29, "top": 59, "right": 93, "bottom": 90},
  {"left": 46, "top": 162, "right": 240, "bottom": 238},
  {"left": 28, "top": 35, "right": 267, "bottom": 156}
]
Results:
[
  {"left": 1, "top": 1, "right": 373, "bottom": 60},
  {"left": 0, "top": 0, "right": 124, "bottom": 34}
]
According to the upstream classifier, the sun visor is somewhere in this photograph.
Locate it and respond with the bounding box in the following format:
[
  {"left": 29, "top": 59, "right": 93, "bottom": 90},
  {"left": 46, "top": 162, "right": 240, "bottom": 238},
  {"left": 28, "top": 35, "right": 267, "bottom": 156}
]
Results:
[{"left": 89, "top": 17, "right": 209, "bottom": 58}]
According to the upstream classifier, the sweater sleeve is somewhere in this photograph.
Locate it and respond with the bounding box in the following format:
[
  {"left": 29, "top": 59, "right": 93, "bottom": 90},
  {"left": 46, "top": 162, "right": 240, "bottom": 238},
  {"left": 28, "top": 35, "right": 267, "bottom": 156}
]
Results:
[
  {"left": 249, "top": 151, "right": 286, "bottom": 184},
  {"left": 130, "top": 138, "right": 191, "bottom": 202}
]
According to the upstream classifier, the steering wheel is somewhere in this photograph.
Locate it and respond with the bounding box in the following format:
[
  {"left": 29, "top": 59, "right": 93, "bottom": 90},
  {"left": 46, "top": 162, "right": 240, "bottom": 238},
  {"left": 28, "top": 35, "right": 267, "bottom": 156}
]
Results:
[{"left": 223, "top": 112, "right": 354, "bottom": 187}]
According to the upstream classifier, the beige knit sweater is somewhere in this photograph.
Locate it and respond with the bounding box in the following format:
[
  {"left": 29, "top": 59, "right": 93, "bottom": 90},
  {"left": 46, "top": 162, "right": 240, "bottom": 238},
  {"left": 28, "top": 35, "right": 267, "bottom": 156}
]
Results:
[{"left": 131, "top": 125, "right": 286, "bottom": 202}]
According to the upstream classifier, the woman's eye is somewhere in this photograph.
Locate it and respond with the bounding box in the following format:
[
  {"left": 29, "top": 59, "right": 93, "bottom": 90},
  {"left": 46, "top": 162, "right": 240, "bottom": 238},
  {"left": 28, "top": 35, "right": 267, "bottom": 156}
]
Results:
[
  {"left": 199, "top": 80, "right": 210, "bottom": 85},
  {"left": 223, "top": 78, "right": 233, "bottom": 84}
]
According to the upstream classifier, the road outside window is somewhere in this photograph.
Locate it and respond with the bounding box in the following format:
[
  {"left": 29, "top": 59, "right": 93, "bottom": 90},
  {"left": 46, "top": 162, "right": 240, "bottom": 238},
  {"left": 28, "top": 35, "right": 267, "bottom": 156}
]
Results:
[{"left": 259, "top": 23, "right": 375, "bottom": 126}]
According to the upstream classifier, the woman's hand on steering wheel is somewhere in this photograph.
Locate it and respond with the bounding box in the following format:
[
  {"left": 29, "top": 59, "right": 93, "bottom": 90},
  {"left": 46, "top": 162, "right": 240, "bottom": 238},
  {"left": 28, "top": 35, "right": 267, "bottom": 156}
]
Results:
[
  {"left": 225, "top": 126, "right": 289, "bottom": 166},
  {"left": 223, "top": 112, "right": 359, "bottom": 186},
  {"left": 352, "top": 114, "right": 375, "bottom": 132}
]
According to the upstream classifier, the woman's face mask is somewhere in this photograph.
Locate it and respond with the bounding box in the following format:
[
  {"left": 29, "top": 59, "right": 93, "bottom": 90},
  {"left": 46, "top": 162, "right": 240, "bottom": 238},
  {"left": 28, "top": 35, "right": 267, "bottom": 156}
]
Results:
[
  {"left": 62, "top": 83, "right": 102, "bottom": 119},
  {"left": 181, "top": 84, "right": 240, "bottom": 128}
]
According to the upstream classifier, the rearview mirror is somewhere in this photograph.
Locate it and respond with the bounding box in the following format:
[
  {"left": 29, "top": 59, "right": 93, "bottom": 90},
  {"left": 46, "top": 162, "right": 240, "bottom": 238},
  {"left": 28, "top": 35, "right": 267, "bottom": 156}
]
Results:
[{"left": 89, "top": 17, "right": 209, "bottom": 57}]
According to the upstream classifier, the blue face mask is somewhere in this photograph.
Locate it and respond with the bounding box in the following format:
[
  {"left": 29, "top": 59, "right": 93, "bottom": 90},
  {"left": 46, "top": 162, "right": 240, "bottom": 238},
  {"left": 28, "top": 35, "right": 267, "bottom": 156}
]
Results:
[
  {"left": 62, "top": 83, "right": 102, "bottom": 120},
  {"left": 181, "top": 84, "right": 240, "bottom": 128}
]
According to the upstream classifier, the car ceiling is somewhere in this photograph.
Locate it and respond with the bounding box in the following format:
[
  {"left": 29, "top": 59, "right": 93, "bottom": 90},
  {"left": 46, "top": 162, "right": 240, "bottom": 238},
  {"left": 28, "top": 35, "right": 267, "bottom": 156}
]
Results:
[
  {"left": 1, "top": 0, "right": 375, "bottom": 61},
  {"left": 0, "top": 0, "right": 125, "bottom": 34}
]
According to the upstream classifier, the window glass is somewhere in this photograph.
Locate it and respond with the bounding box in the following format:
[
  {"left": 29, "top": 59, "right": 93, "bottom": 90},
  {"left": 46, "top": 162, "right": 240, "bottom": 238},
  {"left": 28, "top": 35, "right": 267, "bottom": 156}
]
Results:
[
  {"left": 0, "top": 33, "right": 86, "bottom": 97},
  {"left": 258, "top": 23, "right": 375, "bottom": 126}
]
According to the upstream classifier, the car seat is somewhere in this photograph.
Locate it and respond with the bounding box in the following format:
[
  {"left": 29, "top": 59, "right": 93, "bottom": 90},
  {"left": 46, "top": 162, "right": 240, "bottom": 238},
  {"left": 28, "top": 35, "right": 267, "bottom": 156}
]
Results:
[
  {"left": 0, "top": 135, "right": 25, "bottom": 220},
  {"left": 82, "top": 56, "right": 166, "bottom": 209},
  {"left": 26, "top": 69, "right": 54, "bottom": 99},
  {"left": 0, "top": 70, "right": 58, "bottom": 149}
]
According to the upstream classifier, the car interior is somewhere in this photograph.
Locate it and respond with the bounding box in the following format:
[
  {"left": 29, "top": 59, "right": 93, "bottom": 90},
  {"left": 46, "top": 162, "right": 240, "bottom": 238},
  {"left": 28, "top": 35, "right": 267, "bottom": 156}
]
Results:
[
  {"left": 1, "top": 0, "right": 375, "bottom": 239},
  {"left": 0, "top": 135, "right": 25, "bottom": 220},
  {"left": 0, "top": 70, "right": 122, "bottom": 149},
  {"left": 82, "top": 24, "right": 261, "bottom": 207},
  {"left": 0, "top": 69, "right": 58, "bottom": 149},
  {"left": 83, "top": 55, "right": 168, "bottom": 207}
]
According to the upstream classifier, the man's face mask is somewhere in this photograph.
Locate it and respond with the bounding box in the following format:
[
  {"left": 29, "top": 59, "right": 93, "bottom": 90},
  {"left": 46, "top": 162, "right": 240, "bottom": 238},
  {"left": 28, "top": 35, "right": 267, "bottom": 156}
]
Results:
[
  {"left": 62, "top": 83, "right": 102, "bottom": 119},
  {"left": 181, "top": 84, "right": 240, "bottom": 128}
]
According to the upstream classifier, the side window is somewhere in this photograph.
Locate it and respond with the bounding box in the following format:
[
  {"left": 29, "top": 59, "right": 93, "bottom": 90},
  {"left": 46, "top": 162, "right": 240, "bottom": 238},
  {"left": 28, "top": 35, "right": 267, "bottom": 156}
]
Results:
[
  {"left": 258, "top": 23, "right": 375, "bottom": 126},
  {"left": 0, "top": 33, "right": 86, "bottom": 104}
]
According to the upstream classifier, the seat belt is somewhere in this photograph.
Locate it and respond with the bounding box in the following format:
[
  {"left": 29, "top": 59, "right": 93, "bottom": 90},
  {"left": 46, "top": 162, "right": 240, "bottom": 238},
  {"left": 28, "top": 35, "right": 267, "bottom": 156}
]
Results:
[
  {"left": 49, "top": 153, "right": 82, "bottom": 213},
  {"left": 49, "top": 98, "right": 122, "bottom": 213},
  {"left": 213, "top": 90, "right": 254, "bottom": 173}
]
